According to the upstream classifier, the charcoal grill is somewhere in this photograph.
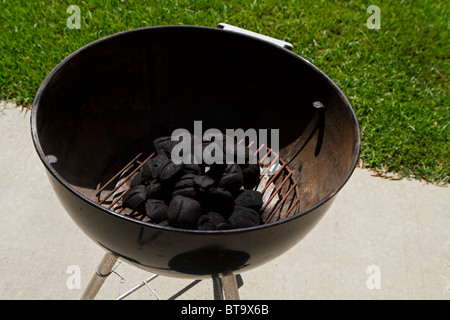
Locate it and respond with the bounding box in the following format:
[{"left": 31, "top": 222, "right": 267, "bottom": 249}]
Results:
[{"left": 31, "top": 24, "right": 360, "bottom": 299}]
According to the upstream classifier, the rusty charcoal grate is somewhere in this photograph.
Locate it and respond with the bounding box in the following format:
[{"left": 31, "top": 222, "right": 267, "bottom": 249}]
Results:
[{"left": 94, "top": 142, "right": 300, "bottom": 225}]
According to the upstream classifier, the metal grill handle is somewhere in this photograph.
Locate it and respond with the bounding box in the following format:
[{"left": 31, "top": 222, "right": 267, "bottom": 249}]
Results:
[{"left": 217, "top": 23, "right": 293, "bottom": 50}]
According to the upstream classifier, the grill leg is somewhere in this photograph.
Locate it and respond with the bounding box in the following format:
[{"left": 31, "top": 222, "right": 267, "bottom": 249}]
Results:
[
  {"left": 221, "top": 272, "right": 240, "bottom": 300},
  {"left": 80, "top": 252, "right": 118, "bottom": 300},
  {"left": 212, "top": 276, "right": 224, "bottom": 300},
  {"left": 213, "top": 272, "right": 240, "bottom": 300}
]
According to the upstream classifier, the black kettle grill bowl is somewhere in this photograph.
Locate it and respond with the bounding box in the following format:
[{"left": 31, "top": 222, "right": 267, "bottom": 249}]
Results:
[{"left": 31, "top": 26, "right": 360, "bottom": 278}]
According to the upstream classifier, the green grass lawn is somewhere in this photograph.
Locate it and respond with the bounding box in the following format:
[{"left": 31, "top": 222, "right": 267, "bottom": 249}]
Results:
[{"left": 1, "top": 0, "right": 448, "bottom": 184}]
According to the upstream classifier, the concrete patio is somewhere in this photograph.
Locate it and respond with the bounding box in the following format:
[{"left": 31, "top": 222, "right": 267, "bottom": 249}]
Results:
[{"left": 0, "top": 101, "right": 448, "bottom": 300}]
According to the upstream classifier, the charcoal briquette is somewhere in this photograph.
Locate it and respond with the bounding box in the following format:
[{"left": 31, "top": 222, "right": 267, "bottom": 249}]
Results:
[
  {"left": 130, "top": 171, "right": 145, "bottom": 189},
  {"left": 122, "top": 185, "right": 147, "bottom": 211},
  {"left": 172, "top": 187, "right": 197, "bottom": 199},
  {"left": 174, "top": 174, "right": 196, "bottom": 190},
  {"left": 145, "top": 199, "right": 169, "bottom": 222},
  {"left": 153, "top": 136, "right": 178, "bottom": 158},
  {"left": 218, "top": 164, "right": 243, "bottom": 192},
  {"left": 168, "top": 195, "right": 202, "bottom": 229},
  {"left": 204, "top": 187, "right": 234, "bottom": 218},
  {"left": 153, "top": 136, "right": 171, "bottom": 151},
  {"left": 145, "top": 179, "right": 163, "bottom": 199},
  {"left": 205, "top": 163, "right": 227, "bottom": 181},
  {"left": 234, "top": 189, "right": 263, "bottom": 211},
  {"left": 227, "top": 206, "right": 261, "bottom": 229},
  {"left": 193, "top": 175, "right": 215, "bottom": 193},
  {"left": 242, "top": 164, "right": 260, "bottom": 189},
  {"left": 159, "top": 161, "right": 184, "bottom": 183},
  {"left": 198, "top": 212, "right": 230, "bottom": 230},
  {"left": 172, "top": 174, "right": 198, "bottom": 199},
  {"left": 183, "top": 164, "right": 202, "bottom": 175},
  {"left": 142, "top": 154, "right": 170, "bottom": 181}
]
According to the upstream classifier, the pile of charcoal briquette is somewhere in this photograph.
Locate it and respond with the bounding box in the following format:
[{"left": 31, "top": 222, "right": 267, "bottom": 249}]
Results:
[{"left": 121, "top": 136, "right": 264, "bottom": 230}]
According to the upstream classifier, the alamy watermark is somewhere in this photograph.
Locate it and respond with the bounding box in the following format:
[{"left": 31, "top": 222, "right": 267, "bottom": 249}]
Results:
[
  {"left": 65, "top": 4, "right": 380, "bottom": 31},
  {"left": 366, "top": 265, "right": 381, "bottom": 290},
  {"left": 66, "top": 265, "right": 81, "bottom": 289},
  {"left": 170, "top": 121, "right": 279, "bottom": 168},
  {"left": 66, "top": 5, "right": 81, "bottom": 29},
  {"left": 367, "top": 5, "right": 381, "bottom": 30}
]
